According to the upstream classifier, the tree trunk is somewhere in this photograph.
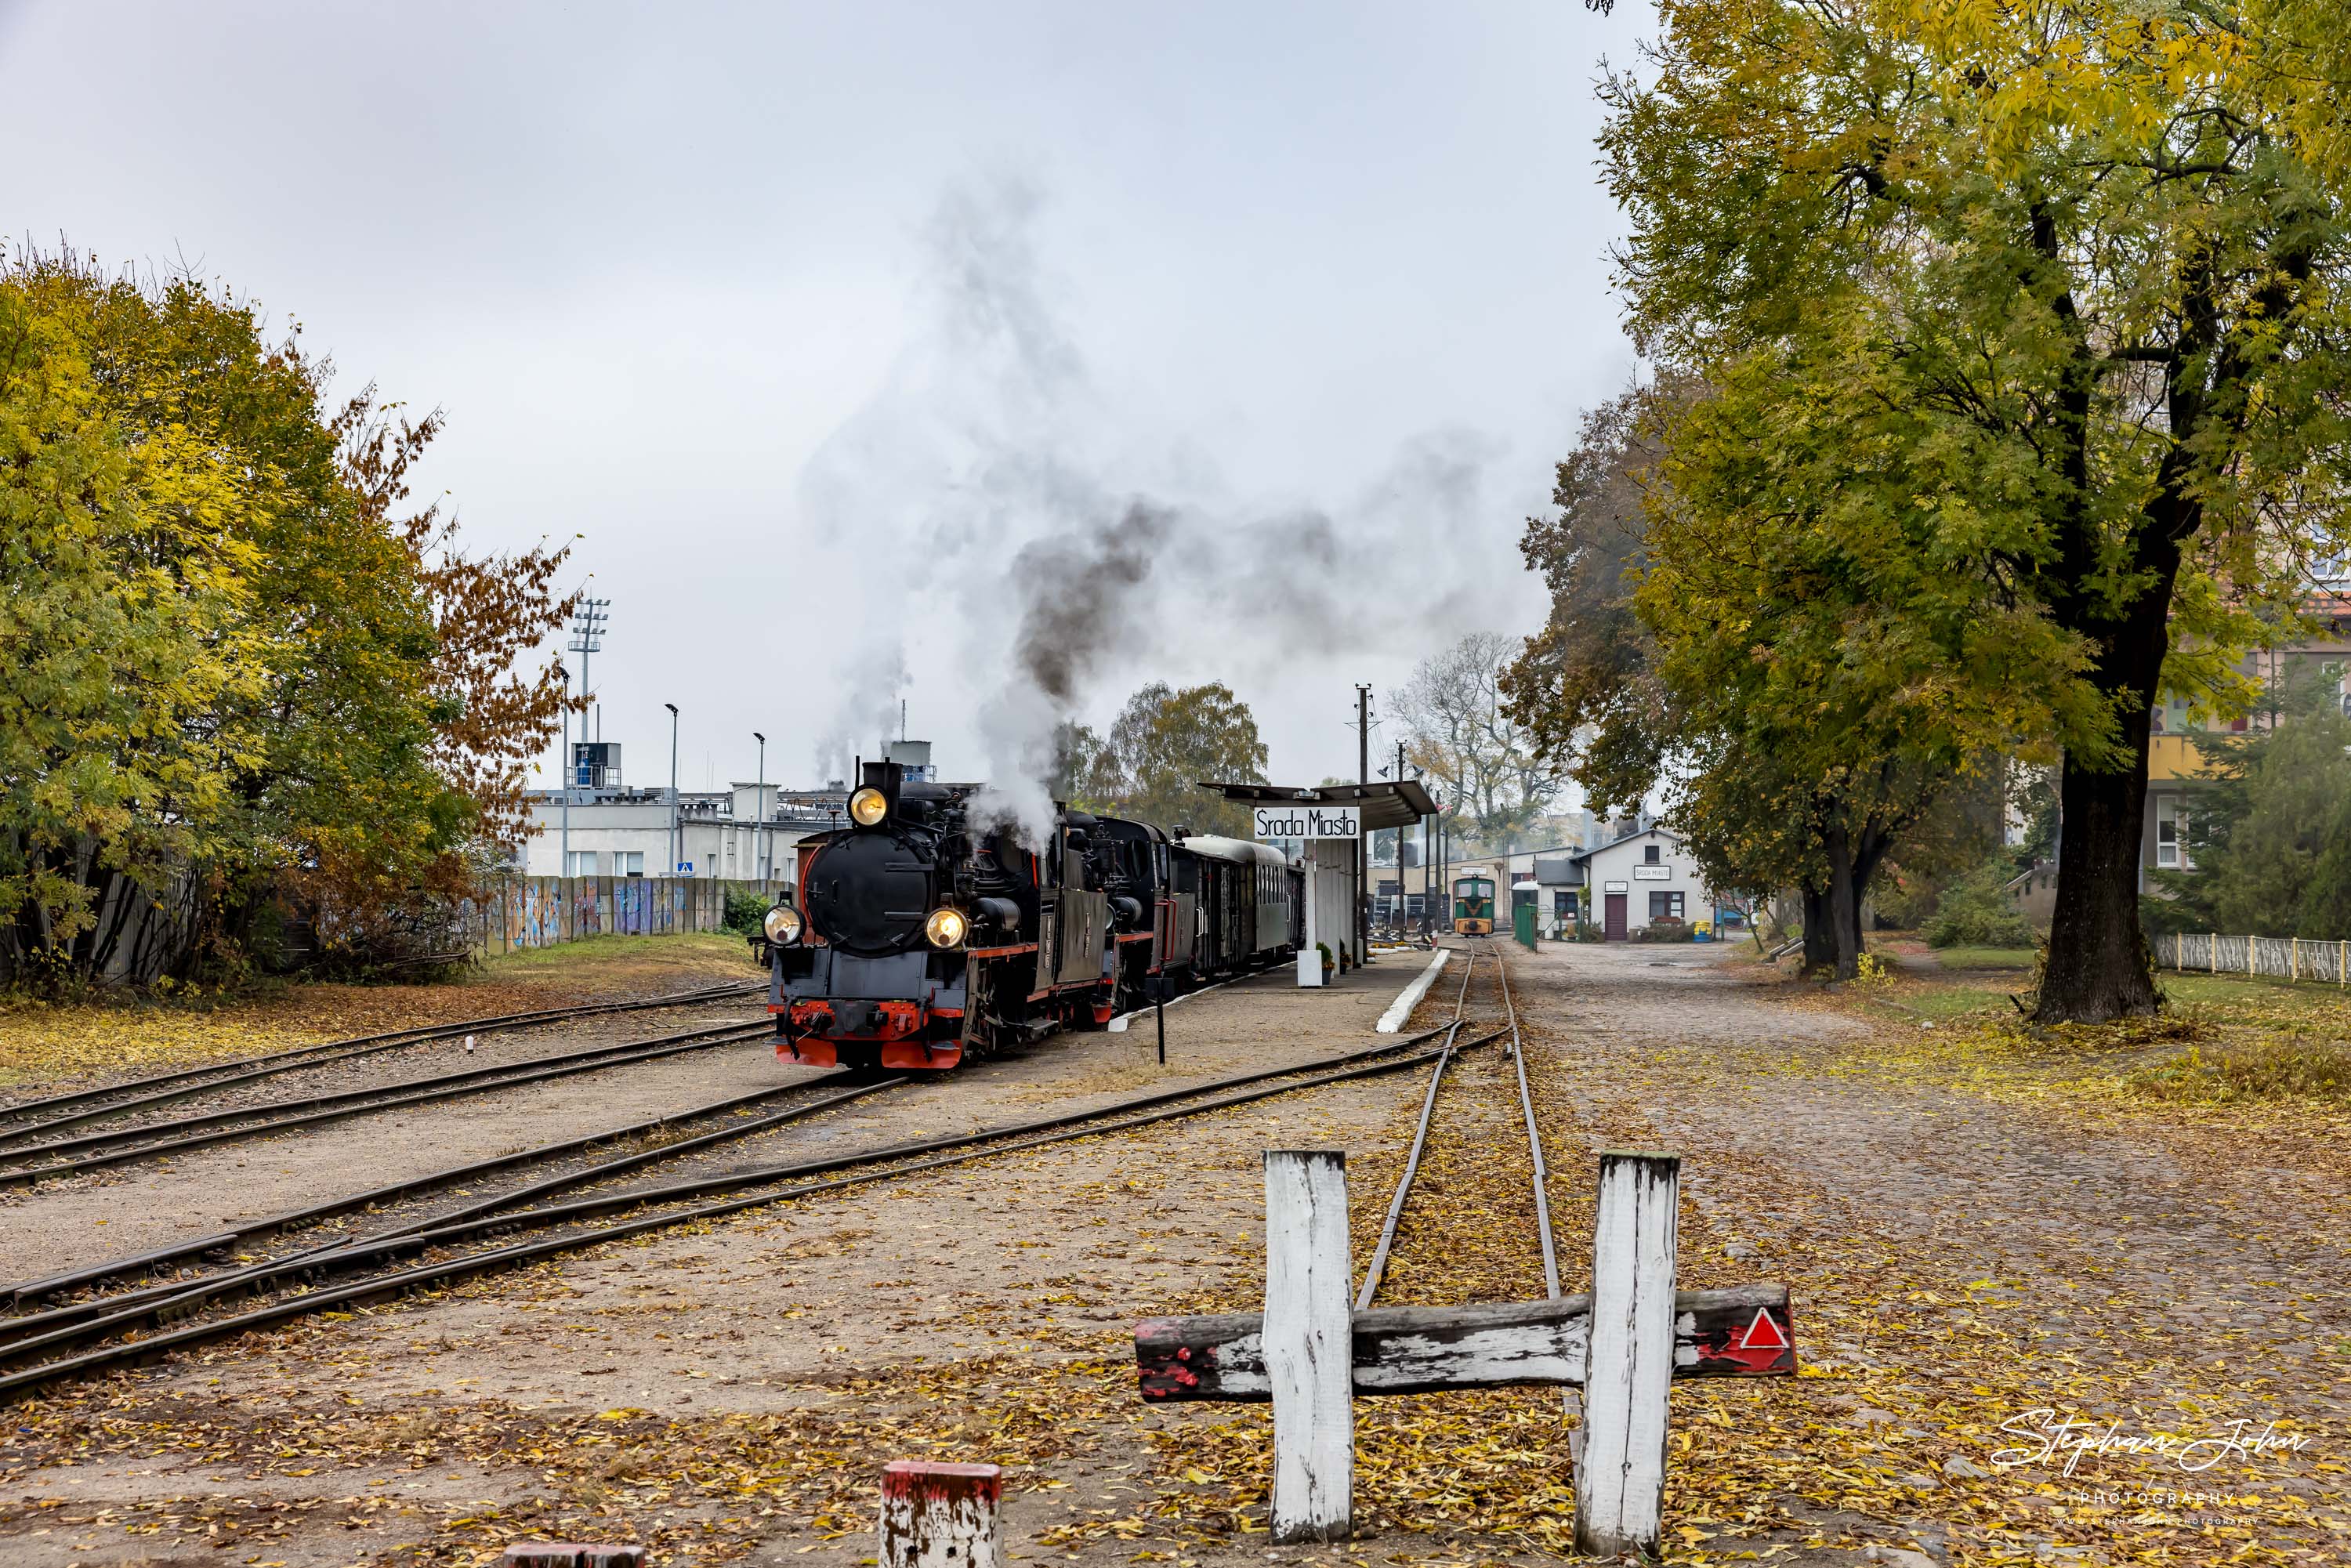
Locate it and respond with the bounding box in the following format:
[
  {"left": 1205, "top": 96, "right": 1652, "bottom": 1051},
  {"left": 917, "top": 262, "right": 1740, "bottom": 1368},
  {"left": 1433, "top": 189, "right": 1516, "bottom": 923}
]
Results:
[
  {"left": 2034, "top": 707, "right": 2161, "bottom": 1023},
  {"left": 1799, "top": 886, "right": 1835, "bottom": 976},
  {"left": 1824, "top": 824, "right": 1861, "bottom": 982}
]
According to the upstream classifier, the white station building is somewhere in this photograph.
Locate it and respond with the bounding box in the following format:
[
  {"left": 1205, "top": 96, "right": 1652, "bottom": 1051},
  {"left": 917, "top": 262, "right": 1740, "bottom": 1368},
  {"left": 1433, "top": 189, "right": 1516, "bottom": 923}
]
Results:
[{"left": 1570, "top": 825, "right": 1718, "bottom": 940}]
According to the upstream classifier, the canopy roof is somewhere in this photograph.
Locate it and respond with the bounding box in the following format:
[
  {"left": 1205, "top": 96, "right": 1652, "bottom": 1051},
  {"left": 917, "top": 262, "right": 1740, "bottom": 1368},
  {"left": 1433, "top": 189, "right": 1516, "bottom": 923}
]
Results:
[{"left": 1194, "top": 778, "right": 1439, "bottom": 833}]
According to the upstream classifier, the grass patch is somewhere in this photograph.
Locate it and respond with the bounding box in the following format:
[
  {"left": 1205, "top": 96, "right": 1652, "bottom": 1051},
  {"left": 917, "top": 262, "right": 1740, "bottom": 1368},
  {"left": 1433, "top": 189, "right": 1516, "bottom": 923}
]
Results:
[
  {"left": 476, "top": 930, "right": 757, "bottom": 982},
  {"left": 1931, "top": 946, "right": 2036, "bottom": 971},
  {"left": 2157, "top": 970, "right": 2351, "bottom": 1014},
  {"left": 2131, "top": 1035, "right": 2351, "bottom": 1104},
  {"left": 1896, "top": 983, "right": 2019, "bottom": 1021},
  {"left": 1, "top": 933, "right": 761, "bottom": 1091}
]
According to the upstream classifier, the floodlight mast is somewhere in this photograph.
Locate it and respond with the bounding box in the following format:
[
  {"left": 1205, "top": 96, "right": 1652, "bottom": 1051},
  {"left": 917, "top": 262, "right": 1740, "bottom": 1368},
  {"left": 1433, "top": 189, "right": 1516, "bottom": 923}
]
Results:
[{"left": 567, "top": 597, "right": 612, "bottom": 751}]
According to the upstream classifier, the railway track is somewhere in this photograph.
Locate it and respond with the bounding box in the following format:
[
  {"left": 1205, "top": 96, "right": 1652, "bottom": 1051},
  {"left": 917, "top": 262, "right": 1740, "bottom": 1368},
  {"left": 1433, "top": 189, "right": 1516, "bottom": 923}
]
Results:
[
  {"left": 0, "top": 1018, "right": 1507, "bottom": 1404},
  {"left": 0, "top": 1016, "right": 777, "bottom": 1188},
  {"left": 0, "top": 980, "right": 766, "bottom": 1149},
  {"left": 1355, "top": 938, "right": 1559, "bottom": 1311}
]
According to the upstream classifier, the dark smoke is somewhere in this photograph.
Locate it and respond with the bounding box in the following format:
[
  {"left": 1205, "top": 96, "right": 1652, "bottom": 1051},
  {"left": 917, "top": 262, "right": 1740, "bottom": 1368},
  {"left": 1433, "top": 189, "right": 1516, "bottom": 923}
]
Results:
[{"left": 1011, "top": 504, "right": 1170, "bottom": 704}]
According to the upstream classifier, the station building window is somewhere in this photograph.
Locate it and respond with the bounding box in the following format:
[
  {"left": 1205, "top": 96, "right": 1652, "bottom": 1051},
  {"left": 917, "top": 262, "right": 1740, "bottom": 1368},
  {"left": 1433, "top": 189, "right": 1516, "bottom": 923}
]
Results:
[{"left": 2155, "top": 798, "right": 2194, "bottom": 870}]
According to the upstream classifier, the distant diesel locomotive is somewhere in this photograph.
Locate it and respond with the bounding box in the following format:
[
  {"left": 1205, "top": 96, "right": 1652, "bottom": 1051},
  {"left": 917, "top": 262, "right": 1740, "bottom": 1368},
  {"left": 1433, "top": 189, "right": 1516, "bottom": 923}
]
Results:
[
  {"left": 755, "top": 761, "right": 1299, "bottom": 1070},
  {"left": 1451, "top": 866, "right": 1497, "bottom": 936}
]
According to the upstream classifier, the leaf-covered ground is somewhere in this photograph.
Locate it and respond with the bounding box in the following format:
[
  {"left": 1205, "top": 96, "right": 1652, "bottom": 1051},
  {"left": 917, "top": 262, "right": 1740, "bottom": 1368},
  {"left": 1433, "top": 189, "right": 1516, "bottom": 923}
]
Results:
[
  {"left": 1, "top": 942, "right": 2343, "bottom": 1565},
  {"left": 0, "top": 934, "right": 763, "bottom": 1089}
]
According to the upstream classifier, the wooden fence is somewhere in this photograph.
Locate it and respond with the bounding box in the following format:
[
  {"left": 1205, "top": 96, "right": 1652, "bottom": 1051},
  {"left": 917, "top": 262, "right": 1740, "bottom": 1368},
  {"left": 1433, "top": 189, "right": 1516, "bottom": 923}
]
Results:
[
  {"left": 456, "top": 877, "right": 788, "bottom": 958},
  {"left": 2158, "top": 931, "right": 2351, "bottom": 986}
]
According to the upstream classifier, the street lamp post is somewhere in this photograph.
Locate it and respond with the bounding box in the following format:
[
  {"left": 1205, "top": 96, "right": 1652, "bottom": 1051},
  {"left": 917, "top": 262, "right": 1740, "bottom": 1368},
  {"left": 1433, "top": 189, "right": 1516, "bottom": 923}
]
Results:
[
  {"left": 752, "top": 730, "right": 767, "bottom": 885},
  {"left": 560, "top": 667, "right": 572, "bottom": 880},
  {"left": 665, "top": 703, "right": 680, "bottom": 880}
]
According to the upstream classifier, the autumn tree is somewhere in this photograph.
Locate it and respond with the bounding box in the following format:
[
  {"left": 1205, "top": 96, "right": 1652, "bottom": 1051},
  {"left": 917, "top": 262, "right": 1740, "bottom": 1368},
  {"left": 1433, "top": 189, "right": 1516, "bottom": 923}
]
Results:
[
  {"left": 1060, "top": 682, "right": 1270, "bottom": 838},
  {"left": 0, "top": 260, "right": 268, "bottom": 983},
  {"left": 0, "top": 251, "right": 574, "bottom": 983},
  {"left": 1604, "top": 0, "right": 2351, "bottom": 1018},
  {"left": 1396, "top": 633, "right": 1562, "bottom": 855}
]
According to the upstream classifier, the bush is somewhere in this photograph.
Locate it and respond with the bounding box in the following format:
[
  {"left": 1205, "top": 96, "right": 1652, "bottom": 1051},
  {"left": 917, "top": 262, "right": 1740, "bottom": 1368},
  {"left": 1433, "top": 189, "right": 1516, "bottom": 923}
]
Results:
[
  {"left": 1924, "top": 864, "right": 2035, "bottom": 949},
  {"left": 1872, "top": 868, "right": 1943, "bottom": 930},
  {"left": 723, "top": 889, "right": 772, "bottom": 936}
]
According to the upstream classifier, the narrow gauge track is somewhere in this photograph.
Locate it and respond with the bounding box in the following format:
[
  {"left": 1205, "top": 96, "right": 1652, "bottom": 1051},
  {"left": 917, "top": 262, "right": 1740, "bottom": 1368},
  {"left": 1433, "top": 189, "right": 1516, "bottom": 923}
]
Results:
[
  {"left": 0, "top": 1016, "right": 775, "bottom": 1189},
  {"left": 6, "top": 1072, "right": 902, "bottom": 1309},
  {"left": 0, "top": 1072, "right": 907, "bottom": 1355},
  {"left": 1355, "top": 938, "right": 1559, "bottom": 1311},
  {"left": 0, "top": 1020, "right": 1508, "bottom": 1404},
  {"left": 0, "top": 980, "right": 765, "bottom": 1146}
]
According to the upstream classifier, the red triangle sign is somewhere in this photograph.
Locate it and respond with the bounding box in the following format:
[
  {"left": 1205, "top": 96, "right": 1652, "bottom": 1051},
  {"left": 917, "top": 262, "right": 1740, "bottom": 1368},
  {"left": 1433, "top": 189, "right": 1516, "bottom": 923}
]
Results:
[{"left": 1736, "top": 1306, "right": 1790, "bottom": 1351}]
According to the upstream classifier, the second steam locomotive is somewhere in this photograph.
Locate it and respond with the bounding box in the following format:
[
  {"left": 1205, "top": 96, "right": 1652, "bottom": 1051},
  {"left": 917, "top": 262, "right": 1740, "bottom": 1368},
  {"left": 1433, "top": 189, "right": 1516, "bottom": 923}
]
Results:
[{"left": 755, "top": 761, "right": 1300, "bottom": 1070}]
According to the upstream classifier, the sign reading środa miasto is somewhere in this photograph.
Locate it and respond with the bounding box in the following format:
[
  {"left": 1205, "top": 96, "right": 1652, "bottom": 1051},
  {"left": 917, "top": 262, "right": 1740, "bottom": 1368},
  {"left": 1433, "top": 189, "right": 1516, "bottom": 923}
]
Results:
[{"left": 1252, "top": 804, "right": 1362, "bottom": 841}]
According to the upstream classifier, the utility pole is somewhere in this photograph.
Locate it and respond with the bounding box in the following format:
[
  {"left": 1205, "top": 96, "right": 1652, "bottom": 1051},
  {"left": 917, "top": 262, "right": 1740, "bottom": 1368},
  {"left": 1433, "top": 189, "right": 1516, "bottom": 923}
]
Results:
[
  {"left": 1356, "top": 683, "right": 1371, "bottom": 964},
  {"left": 560, "top": 666, "right": 573, "bottom": 879},
  {"left": 1422, "top": 788, "right": 1433, "bottom": 936},
  {"left": 752, "top": 730, "right": 767, "bottom": 885},
  {"left": 1382, "top": 738, "right": 1401, "bottom": 931},
  {"left": 665, "top": 703, "right": 680, "bottom": 878}
]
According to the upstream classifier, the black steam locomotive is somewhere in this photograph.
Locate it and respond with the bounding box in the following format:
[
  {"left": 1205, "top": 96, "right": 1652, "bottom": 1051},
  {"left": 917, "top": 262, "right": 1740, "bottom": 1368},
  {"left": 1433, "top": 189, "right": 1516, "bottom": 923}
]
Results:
[{"left": 756, "top": 760, "right": 1300, "bottom": 1070}]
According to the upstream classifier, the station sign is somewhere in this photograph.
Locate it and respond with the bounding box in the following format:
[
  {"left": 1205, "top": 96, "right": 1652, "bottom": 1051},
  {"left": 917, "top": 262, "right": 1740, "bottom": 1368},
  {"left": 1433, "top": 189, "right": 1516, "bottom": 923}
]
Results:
[{"left": 1253, "top": 803, "right": 1361, "bottom": 841}]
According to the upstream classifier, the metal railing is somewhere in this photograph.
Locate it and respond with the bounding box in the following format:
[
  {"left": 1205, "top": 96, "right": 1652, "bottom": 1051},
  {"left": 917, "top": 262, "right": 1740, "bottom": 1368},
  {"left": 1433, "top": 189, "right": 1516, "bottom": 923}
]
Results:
[{"left": 2159, "top": 931, "right": 2351, "bottom": 985}]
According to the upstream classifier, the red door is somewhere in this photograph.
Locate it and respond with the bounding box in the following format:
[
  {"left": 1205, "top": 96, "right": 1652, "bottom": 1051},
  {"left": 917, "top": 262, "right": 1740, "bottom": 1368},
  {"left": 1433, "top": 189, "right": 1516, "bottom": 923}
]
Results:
[{"left": 1604, "top": 893, "right": 1628, "bottom": 941}]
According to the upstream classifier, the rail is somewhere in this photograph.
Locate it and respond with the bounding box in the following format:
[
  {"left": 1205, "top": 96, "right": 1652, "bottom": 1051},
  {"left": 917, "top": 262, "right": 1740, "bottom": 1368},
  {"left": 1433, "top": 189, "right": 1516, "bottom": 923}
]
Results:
[{"left": 0, "top": 1021, "right": 1500, "bottom": 1403}]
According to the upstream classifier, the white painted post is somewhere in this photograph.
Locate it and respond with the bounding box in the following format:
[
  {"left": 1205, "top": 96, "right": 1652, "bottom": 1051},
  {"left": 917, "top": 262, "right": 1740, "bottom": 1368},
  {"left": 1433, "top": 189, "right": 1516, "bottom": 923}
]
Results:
[
  {"left": 1299, "top": 848, "right": 1323, "bottom": 987},
  {"left": 1263, "top": 1149, "right": 1353, "bottom": 1542},
  {"left": 1577, "top": 1150, "right": 1680, "bottom": 1559},
  {"left": 878, "top": 1460, "right": 1001, "bottom": 1568}
]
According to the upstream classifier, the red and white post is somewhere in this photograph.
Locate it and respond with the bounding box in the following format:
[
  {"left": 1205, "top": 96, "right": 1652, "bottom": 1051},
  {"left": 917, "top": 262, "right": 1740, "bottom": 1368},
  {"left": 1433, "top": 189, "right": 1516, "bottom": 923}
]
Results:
[{"left": 878, "top": 1460, "right": 1002, "bottom": 1568}]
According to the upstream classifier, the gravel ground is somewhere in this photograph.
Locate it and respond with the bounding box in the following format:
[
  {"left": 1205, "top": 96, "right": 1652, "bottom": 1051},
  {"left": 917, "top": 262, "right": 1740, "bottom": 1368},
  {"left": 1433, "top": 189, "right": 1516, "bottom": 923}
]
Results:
[
  {"left": 0, "top": 1002, "right": 781, "bottom": 1284},
  {"left": 9, "top": 941, "right": 2337, "bottom": 1566},
  {"left": 0, "top": 954, "right": 1452, "bottom": 1566}
]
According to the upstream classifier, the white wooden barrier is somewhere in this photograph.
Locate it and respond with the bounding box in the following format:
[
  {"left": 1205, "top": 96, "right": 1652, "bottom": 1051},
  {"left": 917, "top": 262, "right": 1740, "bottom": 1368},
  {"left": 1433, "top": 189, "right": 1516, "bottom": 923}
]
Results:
[
  {"left": 1262, "top": 1150, "right": 1355, "bottom": 1541},
  {"left": 1135, "top": 1148, "right": 1793, "bottom": 1548},
  {"left": 1576, "top": 1150, "right": 1680, "bottom": 1556}
]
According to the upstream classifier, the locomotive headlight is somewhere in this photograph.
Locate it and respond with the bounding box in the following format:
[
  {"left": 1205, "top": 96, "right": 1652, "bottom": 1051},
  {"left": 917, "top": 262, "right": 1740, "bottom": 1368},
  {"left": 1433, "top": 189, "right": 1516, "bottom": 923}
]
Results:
[
  {"left": 923, "top": 907, "right": 969, "bottom": 949},
  {"left": 762, "top": 904, "right": 802, "bottom": 944},
  {"left": 847, "top": 788, "right": 889, "bottom": 827}
]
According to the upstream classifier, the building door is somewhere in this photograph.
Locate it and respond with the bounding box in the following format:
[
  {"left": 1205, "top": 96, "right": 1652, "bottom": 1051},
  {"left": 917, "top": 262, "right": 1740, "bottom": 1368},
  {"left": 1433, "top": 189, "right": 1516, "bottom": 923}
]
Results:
[{"left": 1604, "top": 893, "right": 1628, "bottom": 941}]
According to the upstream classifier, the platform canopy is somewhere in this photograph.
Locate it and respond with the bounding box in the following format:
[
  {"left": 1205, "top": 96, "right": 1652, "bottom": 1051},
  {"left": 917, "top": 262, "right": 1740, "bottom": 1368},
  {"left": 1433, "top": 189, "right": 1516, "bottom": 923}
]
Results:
[{"left": 1195, "top": 778, "right": 1439, "bottom": 833}]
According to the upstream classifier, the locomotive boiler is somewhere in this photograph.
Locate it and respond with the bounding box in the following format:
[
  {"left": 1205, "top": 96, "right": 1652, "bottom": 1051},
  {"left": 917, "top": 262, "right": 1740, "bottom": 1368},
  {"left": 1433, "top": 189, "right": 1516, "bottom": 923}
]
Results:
[{"left": 756, "top": 761, "right": 1299, "bottom": 1070}]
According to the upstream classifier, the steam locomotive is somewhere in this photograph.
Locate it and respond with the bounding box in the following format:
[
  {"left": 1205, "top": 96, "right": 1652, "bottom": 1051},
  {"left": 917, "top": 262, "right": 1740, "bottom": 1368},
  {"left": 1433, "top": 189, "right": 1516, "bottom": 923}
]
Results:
[{"left": 755, "top": 760, "right": 1302, "bottom": 1070}]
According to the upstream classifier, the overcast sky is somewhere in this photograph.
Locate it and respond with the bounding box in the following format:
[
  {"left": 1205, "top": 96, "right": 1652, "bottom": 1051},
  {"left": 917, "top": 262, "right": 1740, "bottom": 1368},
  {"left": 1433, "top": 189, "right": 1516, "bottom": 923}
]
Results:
[{"left": 2, "top": 1, "right": 1650, "bottom": 802}]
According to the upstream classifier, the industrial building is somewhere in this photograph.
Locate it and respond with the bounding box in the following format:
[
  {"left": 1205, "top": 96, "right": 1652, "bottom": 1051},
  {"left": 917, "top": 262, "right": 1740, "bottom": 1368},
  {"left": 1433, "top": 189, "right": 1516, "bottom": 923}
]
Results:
[{"left": 516, "top": 740, "right": 937, "bottom": 883}]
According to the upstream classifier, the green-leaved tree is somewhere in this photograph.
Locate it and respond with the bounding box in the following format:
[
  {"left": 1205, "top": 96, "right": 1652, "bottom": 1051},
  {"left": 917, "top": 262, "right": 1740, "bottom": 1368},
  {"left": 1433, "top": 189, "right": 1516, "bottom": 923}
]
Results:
[{"left": 1603, "top": 0, "right": 2351, "bottom": 1019}]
